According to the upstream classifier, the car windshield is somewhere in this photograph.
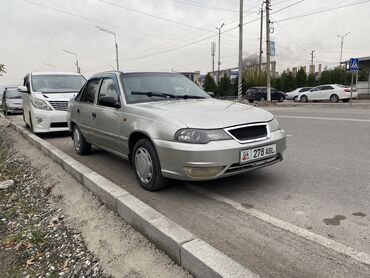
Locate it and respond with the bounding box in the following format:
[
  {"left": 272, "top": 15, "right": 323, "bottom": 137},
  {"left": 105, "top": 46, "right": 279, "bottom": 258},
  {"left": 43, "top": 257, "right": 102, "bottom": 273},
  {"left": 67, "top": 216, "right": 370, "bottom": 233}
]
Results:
[
  {"left": 6, "top": 89, "right": 22, "bottom": 98},
  {"left": 31, "top": 74, "right": 85, "bottom": 93},
  {"left": 122, "top": 73, "right": 210, "bottom": 104}
]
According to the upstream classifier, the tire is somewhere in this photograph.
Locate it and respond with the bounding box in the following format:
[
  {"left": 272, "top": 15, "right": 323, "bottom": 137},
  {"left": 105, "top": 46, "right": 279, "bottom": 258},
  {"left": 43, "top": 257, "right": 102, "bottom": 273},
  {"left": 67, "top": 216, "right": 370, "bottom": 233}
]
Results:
[
  {"left": 133, "top": 138, "right": 168, "bottom": 191},
  {"left": 278, "top": 95, "right": 285, "bottom": 102},
  {"left": 3, "top": 103, "right": 7, "bottom": 115},
  {"left": 330, "top": 94, "right": 339, "bottom": 103},
  {"left": 300, "top": 95, "right": 308, "bottom": 103},
  {"left": 23, "top": 113, "right": 29, "bottom": 128},
  {"left": 72, "top": 125, "right": 91, "bottom": 155},
  {"left": 293, "top": 96, "right": 298, "bottom": 102},
  {"left": 248, "top": 100, "right": 254, "bottom": 103},
  {"left": 29, "top": 112, "right": 34, "bottom": 133},
  {"left": 342, "top": 99, "right": 350, "bottom": 103}
]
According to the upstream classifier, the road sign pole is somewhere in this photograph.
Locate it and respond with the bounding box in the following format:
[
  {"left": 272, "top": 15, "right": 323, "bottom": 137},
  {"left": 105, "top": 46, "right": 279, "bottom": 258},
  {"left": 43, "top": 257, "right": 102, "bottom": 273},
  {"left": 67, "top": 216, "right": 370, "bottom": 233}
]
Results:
[{"left": 350, "top": 72, "right": 354, "bottom": 107}]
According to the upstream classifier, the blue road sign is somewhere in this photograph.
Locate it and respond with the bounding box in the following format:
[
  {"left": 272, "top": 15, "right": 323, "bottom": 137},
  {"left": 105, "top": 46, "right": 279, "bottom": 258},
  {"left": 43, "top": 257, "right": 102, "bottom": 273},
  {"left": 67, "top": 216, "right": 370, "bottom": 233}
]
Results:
[{"left": 349, "top": 58, "right": 359, "bottom": 72}]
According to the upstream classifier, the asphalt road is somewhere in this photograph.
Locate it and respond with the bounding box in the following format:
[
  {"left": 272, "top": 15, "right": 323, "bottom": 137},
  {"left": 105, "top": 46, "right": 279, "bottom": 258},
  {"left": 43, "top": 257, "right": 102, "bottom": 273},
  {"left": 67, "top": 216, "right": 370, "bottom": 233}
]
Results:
[{"left": 8, "top": 107, "right": 370, "bottom": 277}]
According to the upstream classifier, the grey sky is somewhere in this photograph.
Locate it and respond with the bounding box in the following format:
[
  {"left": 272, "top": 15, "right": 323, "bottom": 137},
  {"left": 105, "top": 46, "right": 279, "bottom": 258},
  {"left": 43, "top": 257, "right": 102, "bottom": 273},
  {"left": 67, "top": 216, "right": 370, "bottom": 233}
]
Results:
[{"left": 1, "top": 0, "right": 370, "bottom": 85}]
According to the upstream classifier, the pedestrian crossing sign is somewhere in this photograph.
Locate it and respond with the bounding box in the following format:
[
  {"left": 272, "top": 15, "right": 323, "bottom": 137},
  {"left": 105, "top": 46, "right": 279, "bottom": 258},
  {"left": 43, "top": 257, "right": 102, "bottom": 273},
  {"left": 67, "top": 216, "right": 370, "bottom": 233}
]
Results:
[{"left": 349, "top": 58, "right": 359, "bottom": 72}]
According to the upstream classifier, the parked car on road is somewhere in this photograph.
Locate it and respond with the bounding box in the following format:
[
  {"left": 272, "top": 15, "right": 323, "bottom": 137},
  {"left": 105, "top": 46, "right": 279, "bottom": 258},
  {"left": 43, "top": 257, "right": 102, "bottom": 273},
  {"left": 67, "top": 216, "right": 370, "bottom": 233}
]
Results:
[
  {"left": 68, "top": 71, "right": 287, "bottom": 191},
  {"left": 2, "top": 87, "right": 23, "bottom": 115},
  {"left": 246, "top": 87, "right": 286, "bottom": 103},
  {"left": 297, "top": 84, "right": 356, "bottom": 103},
  {"left": 18, "top": 72, "right": 86, "bottom": 133},
  {"left": 286, "top": 87, "right": 312, "bottom": 102}
]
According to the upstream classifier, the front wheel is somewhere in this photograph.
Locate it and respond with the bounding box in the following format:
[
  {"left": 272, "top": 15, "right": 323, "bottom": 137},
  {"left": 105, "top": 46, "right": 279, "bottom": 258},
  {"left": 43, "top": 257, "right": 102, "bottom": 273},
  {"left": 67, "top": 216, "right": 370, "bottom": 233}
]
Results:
[
  {"left": 342, "top": 99, "right": 350, "bottom": 103},
  {"left": 248, "top": 100, "right": 254, "bottom": 103},
  {"left": 300, "top": 95, "right": 308, "bottom": 103},
  {"left": 133, "top": 138, "right": 168, "bottom": 191},
  {"left": 73, "top": 125, "right": 91, "bottom": 155},
  {"left": 330, "top": 94, "right": 339, "bottom": 103},
  {"left": 293, "top": 96, "right": 298, "bottom": 102}
]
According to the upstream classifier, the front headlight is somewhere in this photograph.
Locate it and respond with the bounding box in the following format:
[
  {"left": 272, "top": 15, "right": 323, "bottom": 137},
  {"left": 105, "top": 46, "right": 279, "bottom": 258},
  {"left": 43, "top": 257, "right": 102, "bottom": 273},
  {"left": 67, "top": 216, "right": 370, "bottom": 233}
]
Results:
[
  {"left": 174, "top": 129, "right": 231, "bottom": 144},
  {"left": 268, "top": 117, "right": 280, "bottom": 132},
  {"left": 31, "top": 98, "right": 52, "bottom": 110}
]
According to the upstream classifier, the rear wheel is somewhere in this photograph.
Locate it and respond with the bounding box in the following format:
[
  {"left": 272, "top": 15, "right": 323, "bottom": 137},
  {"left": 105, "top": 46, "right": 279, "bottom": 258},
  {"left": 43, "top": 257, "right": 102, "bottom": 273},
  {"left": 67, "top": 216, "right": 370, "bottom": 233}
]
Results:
[
  {"left": 278, "top": 95, "right": 285, "bottom": 102},
  {"left": 330, "top": 94, "right": 339, "bottom": 103},
  {"left": 300, "top": 95, "right": 308, "bottom": 103},
  {"left": 133, "top": 138, "right": 168, "bottom": 191},
  {"left": 73, "top": 125, "right": 91, "bottom": 155}
]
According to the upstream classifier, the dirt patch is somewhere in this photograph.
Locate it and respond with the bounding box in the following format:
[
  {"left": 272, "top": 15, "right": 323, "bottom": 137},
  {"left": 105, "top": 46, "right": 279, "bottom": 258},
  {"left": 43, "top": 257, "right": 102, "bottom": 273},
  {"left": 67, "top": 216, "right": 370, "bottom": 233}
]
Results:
[
  {"left": 2, "top": 126, "right": 190, "bottom": 278},
  {"left": 323, "top": 215, "right": 346, "bottom": 226}
]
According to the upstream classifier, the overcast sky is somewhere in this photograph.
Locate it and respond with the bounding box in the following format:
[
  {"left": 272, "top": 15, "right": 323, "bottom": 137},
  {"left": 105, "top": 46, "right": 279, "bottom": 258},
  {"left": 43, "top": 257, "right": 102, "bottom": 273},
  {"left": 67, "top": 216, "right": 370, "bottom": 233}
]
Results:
[{"left": 1, "top": 0, "right": 370, "bottom": 85}]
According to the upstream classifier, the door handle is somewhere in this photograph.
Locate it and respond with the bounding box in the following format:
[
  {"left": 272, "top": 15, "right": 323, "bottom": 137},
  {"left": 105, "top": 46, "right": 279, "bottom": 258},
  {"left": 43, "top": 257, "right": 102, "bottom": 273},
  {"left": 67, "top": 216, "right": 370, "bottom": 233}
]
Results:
[
  {"left": 92, "top": 112, "right": 96, "bottom": 119},
  {"left": 77, "top": 108, "right": 80, "bottom": 114}
]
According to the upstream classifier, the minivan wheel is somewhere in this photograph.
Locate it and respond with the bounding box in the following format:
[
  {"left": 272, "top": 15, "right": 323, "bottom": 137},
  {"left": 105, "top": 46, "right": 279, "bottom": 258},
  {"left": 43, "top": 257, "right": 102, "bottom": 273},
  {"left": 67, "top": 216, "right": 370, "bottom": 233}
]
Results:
[
  {"left": 23, "top": 113, "right": 29, "bottom": 128},
  {"left": 133, "top": 138, "right": 168, "bottom": 191},
  {"left": 73, "top": 125, "right": 91, "bottom": 155},
  {"left": 29, "top": 112, "right": 34, "bottom": 133}
]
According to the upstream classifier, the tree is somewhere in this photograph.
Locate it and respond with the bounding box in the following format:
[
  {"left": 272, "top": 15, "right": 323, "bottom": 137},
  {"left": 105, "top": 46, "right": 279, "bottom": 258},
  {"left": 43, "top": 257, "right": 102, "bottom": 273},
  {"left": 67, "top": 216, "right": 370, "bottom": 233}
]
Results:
[
  {"left": 280, "top": 71, "right": 296, "bottom": 92},
  {"left": 295, "top": 67, "right": 307, "bottom": 88},
  {"left": 0, "top": 64, "right": 5, "bottom": 76},
  {"left": 215, "top": 74, "right": 232, "bottom": 96},
  {"left": 307, "top": 73, "right": 317, "bottom": 86},
  {"left": 203, "top": 73, "right": 217, "bottom": 93}
]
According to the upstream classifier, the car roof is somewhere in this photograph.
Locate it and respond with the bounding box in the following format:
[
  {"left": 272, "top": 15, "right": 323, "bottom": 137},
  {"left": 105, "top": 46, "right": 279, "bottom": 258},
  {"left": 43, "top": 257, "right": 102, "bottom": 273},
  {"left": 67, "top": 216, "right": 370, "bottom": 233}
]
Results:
[
  {"left": 31, "top": 72, "right": 83, "bottom": 76},
  {"left": 89, "top": 71, "right": 183, "bottom": 79}
]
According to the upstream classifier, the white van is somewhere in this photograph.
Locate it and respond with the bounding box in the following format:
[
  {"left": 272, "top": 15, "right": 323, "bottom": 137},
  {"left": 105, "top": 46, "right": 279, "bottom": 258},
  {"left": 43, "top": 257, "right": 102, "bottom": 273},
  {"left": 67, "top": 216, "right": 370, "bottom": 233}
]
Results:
[{"left": 18, "top": 72, "right": 85, "bottom": 133}]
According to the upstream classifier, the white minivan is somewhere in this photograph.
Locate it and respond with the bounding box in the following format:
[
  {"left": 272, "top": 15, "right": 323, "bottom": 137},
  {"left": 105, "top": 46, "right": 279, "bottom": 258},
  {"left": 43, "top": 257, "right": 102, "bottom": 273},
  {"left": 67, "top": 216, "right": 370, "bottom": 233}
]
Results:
[{"left": 18, "top": 72, "right": 85, "bottom": 133}]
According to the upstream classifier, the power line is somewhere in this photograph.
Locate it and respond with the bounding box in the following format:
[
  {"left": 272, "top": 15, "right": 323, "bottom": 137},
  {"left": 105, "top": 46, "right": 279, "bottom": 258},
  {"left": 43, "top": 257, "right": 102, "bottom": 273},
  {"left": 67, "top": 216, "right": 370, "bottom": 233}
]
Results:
[
  {"left": 24, "top": 0, "right": 181, "bottom": 41},
  {"left": 173, "top": 0, "right": 239, "bottom": 12},
  {"left": 275, "top": 0, "right": 370, "bottom": 23}
]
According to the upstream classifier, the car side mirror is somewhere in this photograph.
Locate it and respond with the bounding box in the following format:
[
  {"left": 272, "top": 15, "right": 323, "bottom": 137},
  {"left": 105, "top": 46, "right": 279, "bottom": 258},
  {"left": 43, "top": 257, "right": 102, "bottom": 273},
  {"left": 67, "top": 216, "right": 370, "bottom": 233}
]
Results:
[
  {"left": 207, "top": 91, "right": 215, "bottom": 97},
  {"left": 18, "top": 86, "right": 29, "bottom": 93},
  {"left": 99, "top": 96, "right": 121, "bottom": 108}
]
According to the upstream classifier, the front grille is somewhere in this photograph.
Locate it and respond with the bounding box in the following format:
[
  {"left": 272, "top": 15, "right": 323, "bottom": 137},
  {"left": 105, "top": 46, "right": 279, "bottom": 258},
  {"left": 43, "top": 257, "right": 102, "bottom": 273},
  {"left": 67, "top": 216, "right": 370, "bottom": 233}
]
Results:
[
  {"left": 48, "top": 101, "right": 68, "bottom": 111},
  {"left": 227, "top": 124, "right": 267, "bottom": 142},
  {"left": 50, "top": 122, "right": 68, "bottom": 128},
  {"left": 225, "top": 155, "right": 281, "bottom": 174}
]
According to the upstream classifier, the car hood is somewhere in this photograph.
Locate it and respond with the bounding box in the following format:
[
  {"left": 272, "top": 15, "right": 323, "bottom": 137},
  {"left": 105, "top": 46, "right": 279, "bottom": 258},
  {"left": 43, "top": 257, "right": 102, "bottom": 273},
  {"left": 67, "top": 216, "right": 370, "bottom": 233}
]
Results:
[
  {"left": 6, "top": 98, "right": 23, "bottom": 105},
  {"left": 33, "top": 91, "right": 78, "bottom": 101},
  {"left": 134, "top": 99, "right": 274, "bottom": 128}
]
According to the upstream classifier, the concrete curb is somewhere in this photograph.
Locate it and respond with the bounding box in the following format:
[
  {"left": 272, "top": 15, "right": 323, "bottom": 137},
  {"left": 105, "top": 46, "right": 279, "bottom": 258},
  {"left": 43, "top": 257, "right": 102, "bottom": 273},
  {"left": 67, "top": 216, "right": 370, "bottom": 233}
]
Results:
[{"left": 8, "top": 121, "right": 258, "bottom": 278}]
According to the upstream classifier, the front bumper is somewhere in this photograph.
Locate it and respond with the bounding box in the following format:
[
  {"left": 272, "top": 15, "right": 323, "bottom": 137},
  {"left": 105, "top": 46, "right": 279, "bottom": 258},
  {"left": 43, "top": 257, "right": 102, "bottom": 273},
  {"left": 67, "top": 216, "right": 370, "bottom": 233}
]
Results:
[
  {"left": 31, "top": 108, "right": 69, "bottom": 133},
  {"left": 154, "top": 129, "right": 287, "bottom": 181}
]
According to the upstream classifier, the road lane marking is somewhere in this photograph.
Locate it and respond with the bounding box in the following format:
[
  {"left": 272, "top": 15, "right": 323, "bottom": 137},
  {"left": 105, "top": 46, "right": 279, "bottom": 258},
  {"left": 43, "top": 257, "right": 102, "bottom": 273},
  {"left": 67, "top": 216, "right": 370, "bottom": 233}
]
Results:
[
  {"left": 186, "top": 185, "right": 370, "bottom": 267},
  {"left": 276, "top": 115, "right": 370, "bottom": 122}
]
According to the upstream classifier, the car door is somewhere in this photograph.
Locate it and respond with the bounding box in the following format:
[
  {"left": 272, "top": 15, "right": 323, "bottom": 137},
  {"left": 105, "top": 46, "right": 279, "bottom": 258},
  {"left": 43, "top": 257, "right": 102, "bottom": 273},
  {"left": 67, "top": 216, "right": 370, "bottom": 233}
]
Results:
[
  {"left": 76, "top": 77, "right": 101, "bottom": 142},
  {"left": 90, "top": 74, "right": 122, "bottom": 154},
  {"left": 321, "top": 85, "right": 335, "bottom": 100},
  {"left": 307, "top": 87, "right": 321, "bottom": 100}
]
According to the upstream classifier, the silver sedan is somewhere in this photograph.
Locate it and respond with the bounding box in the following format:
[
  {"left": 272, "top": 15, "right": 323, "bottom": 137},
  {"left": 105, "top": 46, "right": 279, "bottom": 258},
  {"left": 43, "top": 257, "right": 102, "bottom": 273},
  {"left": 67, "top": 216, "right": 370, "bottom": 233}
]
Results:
[{"left": 67, "top": 72, "right": 286, "bottom": 191}]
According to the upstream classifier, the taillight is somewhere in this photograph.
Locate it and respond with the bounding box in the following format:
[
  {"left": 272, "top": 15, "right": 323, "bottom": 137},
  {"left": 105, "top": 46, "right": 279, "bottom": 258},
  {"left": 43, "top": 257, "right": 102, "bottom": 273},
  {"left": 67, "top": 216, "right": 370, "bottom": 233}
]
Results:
[{"left": 344, "top": 88, "right": 350, "bottom": 92}]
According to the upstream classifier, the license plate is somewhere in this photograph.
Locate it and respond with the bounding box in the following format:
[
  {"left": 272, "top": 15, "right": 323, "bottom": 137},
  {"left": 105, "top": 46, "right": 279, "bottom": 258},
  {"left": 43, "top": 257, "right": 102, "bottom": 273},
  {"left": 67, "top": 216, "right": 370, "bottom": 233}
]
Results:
[{"left": 240, "top": 144, "right": 276, "bottom": 163}]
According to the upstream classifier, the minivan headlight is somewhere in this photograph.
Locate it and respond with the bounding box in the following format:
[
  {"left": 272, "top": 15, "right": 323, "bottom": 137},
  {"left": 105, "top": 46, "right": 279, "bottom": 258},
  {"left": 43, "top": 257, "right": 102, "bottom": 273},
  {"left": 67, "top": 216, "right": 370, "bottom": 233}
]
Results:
[
  {"left": 174, "top": 129, "right": 231, "bottom": 144},
  {"left": 268, "top": 118, "right": 280, "bottom": 132},
  {"left": 31, "top": 98, "right": 52, "bottom": 110}
]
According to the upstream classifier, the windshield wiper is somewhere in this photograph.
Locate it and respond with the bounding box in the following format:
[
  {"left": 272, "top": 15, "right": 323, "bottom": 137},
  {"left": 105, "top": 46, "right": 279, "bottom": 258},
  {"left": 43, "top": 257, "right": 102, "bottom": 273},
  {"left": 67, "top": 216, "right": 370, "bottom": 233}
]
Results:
[
  {"left": 179, "top": 95, "right": 205, "bottom": 99},
  {"left": 131, "top": 91, "right": 179, "bottom": 100}
]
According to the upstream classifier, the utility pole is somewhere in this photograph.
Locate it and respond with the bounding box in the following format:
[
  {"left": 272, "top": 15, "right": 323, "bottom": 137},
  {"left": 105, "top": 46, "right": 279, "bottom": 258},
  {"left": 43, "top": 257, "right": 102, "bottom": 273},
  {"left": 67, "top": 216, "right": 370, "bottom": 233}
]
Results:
[
  {"left": 96, "top": 25, "right": 119, "bottom": 70},
  {"left": 62, "top": 49, "right": 80, "bottom": 73},
  {"left": 265, "top": 0, "right": 271, "bottom": 101},
  {"left": 211, "top": 42, "right": 216, "bottom": 75},
  {"left": 237, "top": 0, "right": 243, "bottom": 99},
  {"left": 216, "top": 23, "right": 225, "bottom": 84},
  {"left": 259, "top": 4, "right": 264, "bottom": 74},
  {"left": 311, "top": 50, "right": 315, "bottom": 65},
  {"left": 337, "top": 32, "right": 350, "bottom": 66}
]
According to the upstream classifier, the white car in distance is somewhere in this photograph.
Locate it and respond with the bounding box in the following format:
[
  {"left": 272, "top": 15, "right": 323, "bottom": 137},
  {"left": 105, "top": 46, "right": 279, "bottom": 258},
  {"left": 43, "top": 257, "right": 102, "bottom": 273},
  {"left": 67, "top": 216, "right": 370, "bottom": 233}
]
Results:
[
  {"left": 297, "top": 84, "right": 357, "bottom": 103},
  {"left": 286, "top": 87, "right": 312, "bottom": 102},
  {"left": 18, "top": 72, "right": 86, "bottom": 133}
]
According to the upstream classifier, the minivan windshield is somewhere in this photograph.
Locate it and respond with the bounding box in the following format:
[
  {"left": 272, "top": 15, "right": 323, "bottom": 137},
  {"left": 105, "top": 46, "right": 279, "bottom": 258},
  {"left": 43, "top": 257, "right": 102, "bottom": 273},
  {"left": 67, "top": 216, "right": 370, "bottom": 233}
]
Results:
[
  {"left": 122, "top": 73, "right": 210, "bottom": 104},
  {"left": 31, "top": 74, "right": 85, "bottom": 93},
  {"left": 6, "top": 89, "right": 22, "bottom": 99}
]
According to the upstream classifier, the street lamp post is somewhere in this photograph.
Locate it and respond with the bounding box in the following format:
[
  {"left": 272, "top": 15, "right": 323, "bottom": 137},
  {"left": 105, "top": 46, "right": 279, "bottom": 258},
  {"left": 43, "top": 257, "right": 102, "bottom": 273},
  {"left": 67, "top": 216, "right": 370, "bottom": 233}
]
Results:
[
  {"left": 337, "top": 32, "right": 350, "bottom": 66},
  {"left": 216, "top": 23, "right": 225, "bottom": 84},
  {"left": 43, "top": 63, "right": 55, "bottom": 71},
  {"left": 62, "top": 49, "right": 80, "bottom": 73},
  {"left": 96, "top": 25, "right": 119, "bottom": 70}
]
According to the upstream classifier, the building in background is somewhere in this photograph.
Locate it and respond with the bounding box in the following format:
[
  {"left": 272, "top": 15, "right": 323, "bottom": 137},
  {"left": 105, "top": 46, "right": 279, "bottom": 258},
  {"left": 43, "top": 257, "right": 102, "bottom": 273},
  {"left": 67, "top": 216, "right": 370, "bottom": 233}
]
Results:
[{"left": 180, "top": 71, "right": 201, "bottom": 86}]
